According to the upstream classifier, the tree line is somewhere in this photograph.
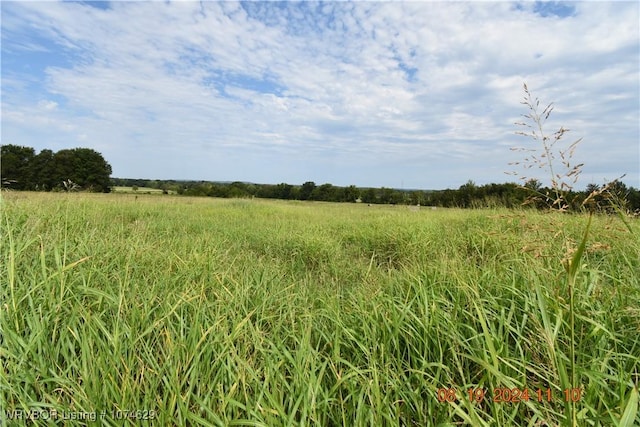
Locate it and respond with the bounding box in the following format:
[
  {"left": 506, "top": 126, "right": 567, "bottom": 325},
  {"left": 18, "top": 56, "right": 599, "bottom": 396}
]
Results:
[
  {"left": 111, "top": 177, "right": 640, "bottom": 212},
  {"left": 3, "top": 144, "right": 637, "bottom": 212},
  {"left": 1, "top": 144, "right": 112, "bottom": 192}
]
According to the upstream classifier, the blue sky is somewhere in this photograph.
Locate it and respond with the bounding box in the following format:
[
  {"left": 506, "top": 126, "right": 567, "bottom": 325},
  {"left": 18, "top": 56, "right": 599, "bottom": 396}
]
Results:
[{"left": 2, "top": 1, "right": 638, "bottom": 189}]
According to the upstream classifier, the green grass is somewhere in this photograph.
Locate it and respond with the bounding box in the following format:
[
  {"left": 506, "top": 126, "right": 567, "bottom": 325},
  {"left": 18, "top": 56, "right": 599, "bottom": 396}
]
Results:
[
  {"left": 111, "top": 186, "right": 171, "bottom": 194},
  {"left": 1, "top": 192, "right": 638, "bottom": 426}
]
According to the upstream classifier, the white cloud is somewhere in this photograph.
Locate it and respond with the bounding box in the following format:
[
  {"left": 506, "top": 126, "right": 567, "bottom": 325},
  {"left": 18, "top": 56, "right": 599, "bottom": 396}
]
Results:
[
  {"left": 1, "top": 1, "right": 638, "bottom": 188},
  {"left": 38, "top": 100, "right": 58, "bottom": 111}
]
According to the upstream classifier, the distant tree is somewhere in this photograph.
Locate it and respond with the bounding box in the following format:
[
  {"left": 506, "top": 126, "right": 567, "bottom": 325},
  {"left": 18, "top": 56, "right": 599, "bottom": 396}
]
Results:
[
  {"left": 207, "top": 183, "right": 226, "bottom": 197},
  {"left": 51, "top": 148, "right": 112, "bottom": 192},
  {"left": 524, "top": 178, "right": 542, "bottom": 192},
  {"left": 585, "top": 183, "right": 600, "bottom": 195},
  {"left": 300, "top": 181, "right": 316, "bottom": 200},
  {"left": 604, "top": 180, "right": 631, "bottom": 212},
  {"left": 341, "top": 185, "right": 360, "bottom": 202},
  {"left": 185, "top": 185, "right": 207, "bottom": 197},
  {"left": 275, "top": 183, "right": 294, "bottom": 199},
  {"left": 458, "top": 180, "right": 478, "bottom": 208},
  {"left": 389, "top": 189, "right": 405, "bottom": 205},
  {"left": 437, "top": 189, "right": 457, "bottom": 207},
  {"left": 228, "top": 182, "right": 250, "bottom": 198},
  {"left": 409, "top": 190, "right": 425, "bottom": 205},
  {"left": 361, "top": 188, "right": 377, "bottom": 204},
  {"left": 256, "top": 184, "right": 276, "bottom": 199},
  {"left": 310, "top": 183, "right": 334, "bottom": 201},
  {"left": 627, "top": 186, "right": 640, "bottom": 212},
  {"left": 289, "top": 186, "right": 301, "bottom": 200},
  {"left": 31, "top": 149, "right": 55, "bottom": 190},
  {"left": 608, "top": 180, "right": 629, "bottom": 199},
  {"left": 1, "top": 144, "right": 35, "bottom": 190}
]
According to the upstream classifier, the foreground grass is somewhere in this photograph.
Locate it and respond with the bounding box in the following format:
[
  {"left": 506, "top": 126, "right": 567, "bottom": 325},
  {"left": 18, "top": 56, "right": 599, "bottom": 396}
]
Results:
[{"left": 1, "top": 192, "right": 638, "bottom": 426}]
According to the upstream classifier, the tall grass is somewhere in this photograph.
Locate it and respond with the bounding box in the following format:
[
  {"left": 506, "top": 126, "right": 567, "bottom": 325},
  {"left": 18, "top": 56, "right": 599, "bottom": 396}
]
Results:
[
  {"left": 510, "top": 82, "right": 639, "bottom": 426},
  {"left": 1, "top": 192, "right": 638, "bottom": 426}
]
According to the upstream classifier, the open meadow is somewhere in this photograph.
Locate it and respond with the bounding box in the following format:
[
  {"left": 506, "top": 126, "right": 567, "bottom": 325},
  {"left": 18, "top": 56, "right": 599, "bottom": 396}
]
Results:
[{"left": 1, "top": 192, "right": 638, "bottom": 426}]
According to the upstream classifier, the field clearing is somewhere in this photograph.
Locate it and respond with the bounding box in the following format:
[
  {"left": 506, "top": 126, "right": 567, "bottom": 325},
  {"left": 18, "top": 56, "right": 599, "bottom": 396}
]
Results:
[
  {"left": 111, "top": 186, "right": 173, "bottom": 195},
  {"left": 1, "top": 192, "right": 639, "bottom": 426}
]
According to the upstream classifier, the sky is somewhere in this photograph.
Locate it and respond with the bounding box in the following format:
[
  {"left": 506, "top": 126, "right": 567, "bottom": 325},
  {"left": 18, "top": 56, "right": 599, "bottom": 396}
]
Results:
[{"left": 2, "top": 1, "right": 639, "bottom": 190}]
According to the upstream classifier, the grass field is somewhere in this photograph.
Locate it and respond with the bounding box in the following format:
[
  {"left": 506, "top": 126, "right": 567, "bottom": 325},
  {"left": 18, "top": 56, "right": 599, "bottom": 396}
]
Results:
[
  {"left": 111, "top": 186, "right": 173, "bottom": 195},
  {"left": 1, "top": 192, "right": 638, "bottom": 426}
]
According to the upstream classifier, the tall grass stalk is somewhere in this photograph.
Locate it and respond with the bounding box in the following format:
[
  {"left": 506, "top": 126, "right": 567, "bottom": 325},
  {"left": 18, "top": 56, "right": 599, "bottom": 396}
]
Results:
[
  {"left": 511, "top": 83, "right": 638, "bottom": 426},
  {"left": 511, "top": 83, "right": 584, "bottom": 211},
  {"left": 566, "top": 213, "right": 592, "bottom": 425}
]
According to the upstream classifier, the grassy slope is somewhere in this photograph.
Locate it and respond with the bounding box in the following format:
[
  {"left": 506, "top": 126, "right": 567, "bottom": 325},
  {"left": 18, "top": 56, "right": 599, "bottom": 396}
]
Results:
[{"left": 1, "top": 192, "right": 638, "bottom": 426}]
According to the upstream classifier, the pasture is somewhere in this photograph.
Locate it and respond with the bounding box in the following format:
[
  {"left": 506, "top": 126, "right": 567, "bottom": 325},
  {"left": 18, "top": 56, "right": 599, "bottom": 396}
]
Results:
[
  {"left": 1, "top": 192, "right": 638, "bottom": 426},
  {"left": 111, "top": 186, "right": 172, "bottom": 195}
]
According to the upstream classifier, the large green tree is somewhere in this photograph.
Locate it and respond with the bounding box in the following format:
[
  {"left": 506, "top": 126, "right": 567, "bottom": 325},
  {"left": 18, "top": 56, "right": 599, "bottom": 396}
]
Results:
[
  {"left": 1, "top": 144, "right": 35, "bottom": 190},
  {"left": 30, "top": 149, "right": 55, "bottom": 190},
  {"left": 300, "top": 181, "right": 316, "bottom": 200},
  {"left": 310, "top": 183, "right": 335, "bottom": 201},
  {"left": 51, "top": 148, "right": 112, "bottom": 192},
  {"left": 1, "top": 145, "right": 112, "bottom": 192}
]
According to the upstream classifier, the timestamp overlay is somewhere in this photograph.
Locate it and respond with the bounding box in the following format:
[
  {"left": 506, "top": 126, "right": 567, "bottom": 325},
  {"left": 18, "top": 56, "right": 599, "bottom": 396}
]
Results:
[{"left": 436, "top": 386, "right": 584, "bottom": 405}]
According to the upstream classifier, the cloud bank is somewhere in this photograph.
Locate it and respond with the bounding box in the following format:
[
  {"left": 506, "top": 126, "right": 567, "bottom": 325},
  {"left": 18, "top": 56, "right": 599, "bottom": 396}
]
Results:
[{"left": 2, "top": 1, "right": 638, "bottom": 189}]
